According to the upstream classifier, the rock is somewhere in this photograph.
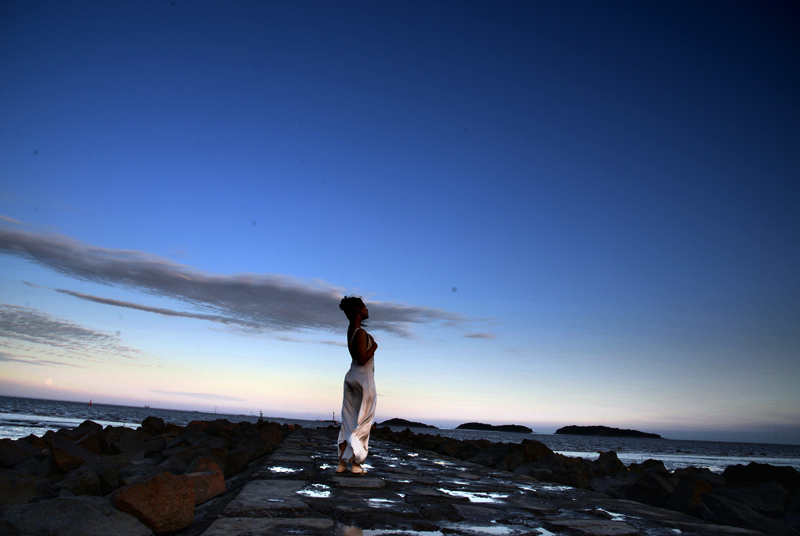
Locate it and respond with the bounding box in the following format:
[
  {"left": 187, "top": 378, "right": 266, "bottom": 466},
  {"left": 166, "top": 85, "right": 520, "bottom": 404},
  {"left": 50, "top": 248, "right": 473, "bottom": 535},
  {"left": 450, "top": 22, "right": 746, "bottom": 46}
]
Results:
[
  {"left": 188, "top": 456, "right": 221, "bottom": 474},
  {"left": 18, "top": 435, "right": 48, "bottom": 457},
  {"left": 57, "top": 467, "right": 101, "bottom": 496},
  {"left": 118, "top": 462, "right": 165, "bottom": 486},
  {"left": 141, "top": 416, "right": 166, "bottom": 434},
  {"left": 0, "top": 495, "right": 153, "bottom": 536},
  {"left": 158, "top": 454, "right": 189, "bottom": 474},
  {"left": 257, "top": 421, "right": 283, "bottom": 445},
  {"left": 665, "top": 474, "right": 715, "bottom": 516},
  {"left": 702, "top": 493, "right": 798, "bottom": 536},
  {"left": 714, "top": 481, "right": 791, "bottom": 517},
  {"left": 112, "top": 429, "right": 166, "bottom": 457},
  {"left": 503, "top": 440, "right": 553, "bottom": 472},
  {"left": 0, "top": 439, "right": 37, "bottom": 468},
  {"left": 628, "top": 458, "right": 669, "bottom": 476},
  {"left": 183, "top": 470, "right": 226, "bottom": 505},
  {"left": 591, "top": 451, "right": 626, "bottom": 477},
  {"left": 43, "top": 431, "right": 99, "bottom": 472},
  {"left": 224, "top": 447, "right": 251, "bottom": 477},
  {"left": 622, "top": 472, "right": 675, "bottom": 507},
  {"left": 75, "top": 429, "right": 103, "bottom": 454},
  {"left": 0, "top": 469, "right": 40, "bottom": 511},
  {"left": 57, "top": 420, "right": 103, "bottom": 441},
  {"left": 723, "top": 462, "right": 800, "bottom": 493},
  {"left": 113, "top": 472, "right": 195, "bottom": 534}
]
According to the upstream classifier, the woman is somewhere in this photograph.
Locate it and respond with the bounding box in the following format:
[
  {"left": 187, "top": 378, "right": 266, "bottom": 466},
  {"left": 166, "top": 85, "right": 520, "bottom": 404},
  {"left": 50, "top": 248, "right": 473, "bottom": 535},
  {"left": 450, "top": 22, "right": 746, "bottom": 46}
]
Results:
[{"left": 337, "top": 295, "right": 378, "bottom": 474}]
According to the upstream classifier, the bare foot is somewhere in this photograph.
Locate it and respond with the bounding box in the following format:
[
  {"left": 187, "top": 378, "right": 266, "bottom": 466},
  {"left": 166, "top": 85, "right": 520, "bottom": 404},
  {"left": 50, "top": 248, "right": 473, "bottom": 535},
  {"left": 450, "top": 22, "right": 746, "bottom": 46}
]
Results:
[{"left": 351, "top": 462, "right": 365, "bottom": 474}]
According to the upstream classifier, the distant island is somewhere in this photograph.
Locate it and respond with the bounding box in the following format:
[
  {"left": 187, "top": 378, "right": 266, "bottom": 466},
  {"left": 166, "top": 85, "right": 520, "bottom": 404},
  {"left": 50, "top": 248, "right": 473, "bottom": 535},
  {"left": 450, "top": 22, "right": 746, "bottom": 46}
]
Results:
[
  {"left": 555, "top": 425, "right": 662, "bottom": 439},
  {"left": 456, "top": 422, "right": 533, "bottom": 433},
  {"left": 378, "top": 418, "right": 438, "bottom": 429}
]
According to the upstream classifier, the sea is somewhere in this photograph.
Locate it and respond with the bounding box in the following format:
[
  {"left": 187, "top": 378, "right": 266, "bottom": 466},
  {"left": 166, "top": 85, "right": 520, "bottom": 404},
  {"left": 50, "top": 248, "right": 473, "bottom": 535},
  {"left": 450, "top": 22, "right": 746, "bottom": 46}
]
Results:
[{"left": 2, "top": 395, "right": 799, "bottom": 474}]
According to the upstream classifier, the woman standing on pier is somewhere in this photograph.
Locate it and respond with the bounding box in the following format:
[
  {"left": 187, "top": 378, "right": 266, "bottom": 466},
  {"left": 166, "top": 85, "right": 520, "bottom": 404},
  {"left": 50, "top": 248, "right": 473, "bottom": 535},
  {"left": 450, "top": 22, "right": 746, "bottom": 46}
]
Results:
[{"left": 337, "top": 296, "right": 378, "bottom": 474}]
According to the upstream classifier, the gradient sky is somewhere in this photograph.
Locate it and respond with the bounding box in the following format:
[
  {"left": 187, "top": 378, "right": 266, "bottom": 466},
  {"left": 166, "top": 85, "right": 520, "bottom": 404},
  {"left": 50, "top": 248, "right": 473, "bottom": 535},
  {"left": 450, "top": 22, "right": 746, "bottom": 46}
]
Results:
[{"left": 1, "top": 1, "right": 798, "bottom": 444}]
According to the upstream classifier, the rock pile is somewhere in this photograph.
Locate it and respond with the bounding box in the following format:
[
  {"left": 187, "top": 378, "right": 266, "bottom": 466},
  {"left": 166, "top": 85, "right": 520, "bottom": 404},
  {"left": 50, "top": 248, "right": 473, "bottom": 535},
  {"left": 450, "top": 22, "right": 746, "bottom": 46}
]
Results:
[
  {"left": 373, "top": 426, "right": 800, "bottom": 536},
  {"left": 0, "top": 417, "right": 291, "bottom": 535}
]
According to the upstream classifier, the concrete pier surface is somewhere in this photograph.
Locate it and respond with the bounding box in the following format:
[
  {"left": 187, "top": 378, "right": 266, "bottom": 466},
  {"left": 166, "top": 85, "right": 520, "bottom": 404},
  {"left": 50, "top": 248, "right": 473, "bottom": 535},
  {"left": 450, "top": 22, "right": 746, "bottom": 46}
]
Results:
[{"left": 198, "top": 427, "right": 763, "bottom": 536}]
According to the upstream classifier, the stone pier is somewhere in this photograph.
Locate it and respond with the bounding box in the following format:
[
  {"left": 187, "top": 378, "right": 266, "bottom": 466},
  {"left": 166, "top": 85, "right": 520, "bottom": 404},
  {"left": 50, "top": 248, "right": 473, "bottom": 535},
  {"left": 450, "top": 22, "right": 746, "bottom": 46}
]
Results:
[{"left": 199, "top": 427, "right": 764, "bottom": 536}]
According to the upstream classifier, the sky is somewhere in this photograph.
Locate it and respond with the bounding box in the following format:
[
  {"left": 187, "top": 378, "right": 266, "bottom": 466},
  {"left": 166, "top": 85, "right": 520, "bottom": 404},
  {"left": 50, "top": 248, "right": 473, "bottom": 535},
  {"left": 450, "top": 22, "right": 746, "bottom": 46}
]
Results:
[{"left": 1, "top": 1, "right": 798, "bottom": 444}]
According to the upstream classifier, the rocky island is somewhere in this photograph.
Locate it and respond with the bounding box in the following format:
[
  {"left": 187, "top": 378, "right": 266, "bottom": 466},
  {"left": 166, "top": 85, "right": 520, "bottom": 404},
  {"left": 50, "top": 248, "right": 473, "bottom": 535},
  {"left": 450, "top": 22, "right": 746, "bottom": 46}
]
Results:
[
  {"left": 556, "top": 425, "right": 663, "bottom": 439},
  {"left": 456, "top": 422, "right": 533, "bottom": 433},
  {"left": 378, "top": 418, "right": 438, "bottom": 429}
]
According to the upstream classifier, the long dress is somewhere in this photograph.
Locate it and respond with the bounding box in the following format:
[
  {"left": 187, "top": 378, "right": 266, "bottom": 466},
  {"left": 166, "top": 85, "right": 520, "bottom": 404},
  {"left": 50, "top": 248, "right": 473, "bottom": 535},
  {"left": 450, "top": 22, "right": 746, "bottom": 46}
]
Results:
[{"left": 338, "top": 327, "right": 377, "bottom": 464}]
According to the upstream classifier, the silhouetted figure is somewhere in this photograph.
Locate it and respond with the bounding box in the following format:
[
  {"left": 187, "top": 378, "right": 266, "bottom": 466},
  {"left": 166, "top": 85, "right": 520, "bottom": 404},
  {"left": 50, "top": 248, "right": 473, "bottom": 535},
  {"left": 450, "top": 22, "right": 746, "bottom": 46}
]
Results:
[{"left": 337, "top": 296, "right": 378, "bottom": 474}]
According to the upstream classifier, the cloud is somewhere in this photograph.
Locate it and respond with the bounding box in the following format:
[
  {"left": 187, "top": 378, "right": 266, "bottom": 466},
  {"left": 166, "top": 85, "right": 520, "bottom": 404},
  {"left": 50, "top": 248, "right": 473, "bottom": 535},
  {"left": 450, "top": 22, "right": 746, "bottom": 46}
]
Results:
[
  {"left": 0, "top": 222, "right": 468, "bottom": 337},
  {"left": 464, "top": 332, "right": 496, "bottom": 339},
  {"left": 149, "top": 390, "right": 248, "bottom": 402},
  {"left": 0, "top": 303, "right": 142, "bottom": 360},
  {"left": 0, "top": 351, "right": 83, "bottom": 367}
]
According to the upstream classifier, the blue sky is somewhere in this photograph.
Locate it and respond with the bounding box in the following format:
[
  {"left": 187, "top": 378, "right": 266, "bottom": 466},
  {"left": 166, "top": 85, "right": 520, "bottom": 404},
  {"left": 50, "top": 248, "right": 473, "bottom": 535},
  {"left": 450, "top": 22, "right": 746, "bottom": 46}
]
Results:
[{"left": 1, "top": 1, "right": 798, "bottom": 443}]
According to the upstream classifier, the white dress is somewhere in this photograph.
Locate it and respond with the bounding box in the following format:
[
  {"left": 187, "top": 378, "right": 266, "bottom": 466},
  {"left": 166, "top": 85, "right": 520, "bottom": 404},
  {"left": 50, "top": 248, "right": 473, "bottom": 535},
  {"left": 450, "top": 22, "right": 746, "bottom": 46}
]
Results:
[{"left": 338, "top": 327, "right": 377, "bottom": 464}]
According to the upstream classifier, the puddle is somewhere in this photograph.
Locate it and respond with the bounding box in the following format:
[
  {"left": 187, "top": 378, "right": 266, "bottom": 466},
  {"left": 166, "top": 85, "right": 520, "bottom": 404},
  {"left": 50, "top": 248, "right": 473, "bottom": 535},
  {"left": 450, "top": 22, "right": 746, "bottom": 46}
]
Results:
[
  {"left": 269, "top": 466, "right": 299, "bottom": 473},
  {"left": 537, "top": 484, "right": 573, "bottom": 492},
  {"left": 297, "top": 484, "right": 331, "bottom": 498},
  {"left": 535, "top": 529, "right": 557, "bottom": 536},
  {"left": 438, "top": 488, "right": 508, "bottom": 503},
  {"left": 408, "top": 453, "right": 419, "bottom": 457},
  {"left": 455, "top": 524, "right": 516, "bottom": 535},
  {"left": 597, "top": 508, "right": 627, "bottom": 521},
  {"left": 338, "top": 529, "right": 444, "bottom": 536},
  {"left": 367, "top": 498, "right": 396, "bottom": 507},
  {"left": 433, "top": 460, "right": 454, "bottom": 466}
]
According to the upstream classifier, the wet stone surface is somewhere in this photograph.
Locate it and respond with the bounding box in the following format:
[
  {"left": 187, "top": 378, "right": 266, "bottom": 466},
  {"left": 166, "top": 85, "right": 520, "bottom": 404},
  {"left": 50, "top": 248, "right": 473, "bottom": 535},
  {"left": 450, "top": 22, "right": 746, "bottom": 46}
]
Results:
[{"left": 200, "top": 427, "right": 766, "bottom": 536}]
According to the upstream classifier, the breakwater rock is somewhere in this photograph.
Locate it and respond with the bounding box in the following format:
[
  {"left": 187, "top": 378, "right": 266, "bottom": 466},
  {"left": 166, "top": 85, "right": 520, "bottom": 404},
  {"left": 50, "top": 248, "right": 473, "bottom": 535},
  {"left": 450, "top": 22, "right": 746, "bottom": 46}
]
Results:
[
  {"left": 0, "top": 416, "right": 292, "bottom": 535},
  {"left": 556, "top": 424, "right": 663, "bottom": 439},
  {"left": 456, "top": 422, "right": 533, "bottom": 433},
  {"left": 373, "top": 426, "right": 800, "bottom": 536}
]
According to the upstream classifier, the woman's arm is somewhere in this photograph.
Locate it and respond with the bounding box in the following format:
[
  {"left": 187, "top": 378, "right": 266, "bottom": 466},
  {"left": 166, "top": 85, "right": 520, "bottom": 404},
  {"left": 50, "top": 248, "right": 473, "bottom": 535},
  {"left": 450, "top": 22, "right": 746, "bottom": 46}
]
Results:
[{"left": 351, "top": 329, "right": 377, "bottom": 365}]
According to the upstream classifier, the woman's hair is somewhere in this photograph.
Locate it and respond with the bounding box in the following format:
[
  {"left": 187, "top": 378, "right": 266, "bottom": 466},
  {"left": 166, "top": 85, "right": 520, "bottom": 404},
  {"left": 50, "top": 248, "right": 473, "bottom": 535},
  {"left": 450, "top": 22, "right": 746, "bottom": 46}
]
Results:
[{"left": 339, "top": 295, "right": 365, "bottom": 322}]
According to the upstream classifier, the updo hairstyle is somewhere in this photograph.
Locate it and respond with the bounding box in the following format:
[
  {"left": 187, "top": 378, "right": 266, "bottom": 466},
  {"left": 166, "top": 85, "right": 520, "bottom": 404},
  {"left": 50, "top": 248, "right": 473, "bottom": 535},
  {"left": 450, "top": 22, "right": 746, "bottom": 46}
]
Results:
[{"left": 339, "top": 295, "right": 365, "bottom": 321}]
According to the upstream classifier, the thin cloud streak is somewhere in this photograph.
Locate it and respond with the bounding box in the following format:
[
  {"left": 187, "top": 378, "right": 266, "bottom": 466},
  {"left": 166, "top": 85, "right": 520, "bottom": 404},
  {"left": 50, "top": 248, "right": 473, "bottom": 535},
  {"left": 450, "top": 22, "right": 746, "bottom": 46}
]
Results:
[
  {"left": 465, "top": 332, "right": 496, "bottom": 339},
  {"left": 0, "top": 351, "right": 83, "bottom": 368},
  {"left": 0, "top": 303, "right": 142, "bottom": 359},
  {"left": 0, "top": 223, "right": 470, "bottom": 337}
]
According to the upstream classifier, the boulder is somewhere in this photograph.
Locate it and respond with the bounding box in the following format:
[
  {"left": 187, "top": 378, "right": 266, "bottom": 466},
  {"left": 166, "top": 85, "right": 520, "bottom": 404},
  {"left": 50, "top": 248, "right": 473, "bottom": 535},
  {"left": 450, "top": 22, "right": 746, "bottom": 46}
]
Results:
[
  {"left": 18, "top": 435, "right": 48, "bottom": 457},
  {"left": 702, "top": 493, "right": 798, "bottom": 536},
  {"left": 43, "top": 431, "right": 99, "bottom": 472},
  {"left": 628, "top": 458, "right": 668, "bottom": 476},
  {"left": 723, "top": 462, "right": 800, "bottom": 492},
  {"left": 113, "top": 472, "right": 195, "bottom": 534},
  {"left": 0, "top": 469, "right": 40, "bottom": 511},
  {"left": 257, "top": 421, "right": 282, "bottom": 445},
  {"left": 665, "top": 474, "right": 714, "bottom": 516},
  {"left": 621, "top": 472, "right": 675, "bottom": 507},
  {"left": 0, "top": 496, "right": 152, "bottom": 536},
  {"left": 111, "top": 429, "right": 166, "bottom": 457},
  {"left": 0, "top": 439, "right": 37, "bottom": 468},
  {"left": 183, "top": 470, "right": 226, "bottom": 505},
  {"left": 503, "top": 441, "right": 553, "bottom": 472},
  {"left": 141, "top": 417, "right": 166, "bottom": 435},
  {"left": 57, "top": 420, "right": 103, "bottom": 441},
  {"left": 74, "top": 432, "right": 102, "bottom": 454},
  {"left": 188, "top": 456, "right": 221, "bottom": 474},
  {"left": 57, "top": 468, "right": 102, "bottom": 496},
  {"left": 591, "top": 451, "right": 626, "bottom": 477},
  {"left": 224, "top": 447, "right": 251, "bottom": 478},
  {"left": 714, "top": 481, "right": 791, "bottom": 517}
]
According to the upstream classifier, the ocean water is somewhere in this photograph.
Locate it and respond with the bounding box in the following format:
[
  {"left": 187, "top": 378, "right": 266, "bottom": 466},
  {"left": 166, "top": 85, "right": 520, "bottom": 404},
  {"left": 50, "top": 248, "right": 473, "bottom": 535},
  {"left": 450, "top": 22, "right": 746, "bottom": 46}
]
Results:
[{"left": 2, "top": 396, "right": 799, "bottom": 474}]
